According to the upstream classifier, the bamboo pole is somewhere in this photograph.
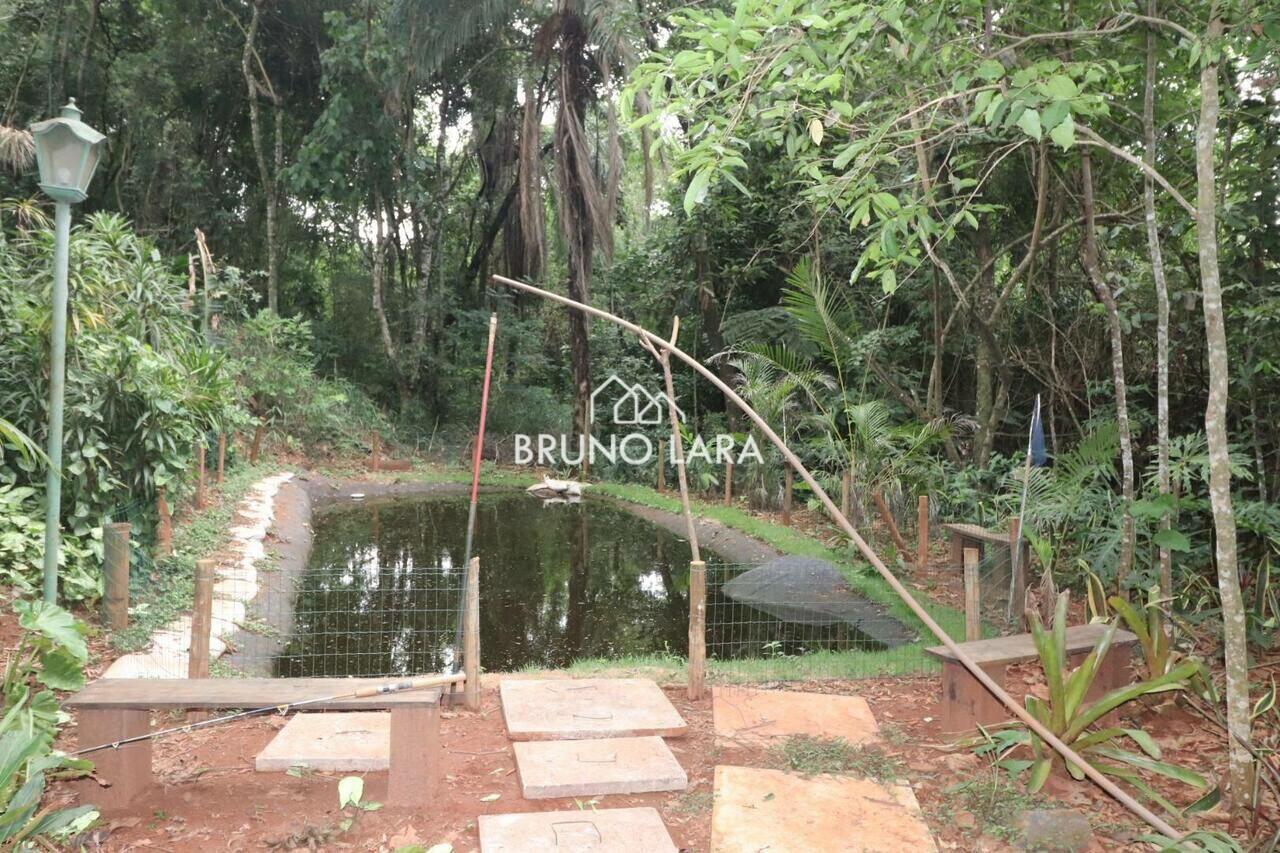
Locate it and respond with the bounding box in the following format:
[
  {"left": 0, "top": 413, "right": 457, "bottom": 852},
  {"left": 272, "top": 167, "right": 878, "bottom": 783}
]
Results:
[
  {"left": 102, "top": 522, "right": 131, "bottom": 631},
  {"left": 464, "top": 557, "right": 481, "bottom": 711},
  {"left": 964, "top": 547, "right": 981, "bottom": 642},
  {"left": 723, "top": 460, "right": 733, "bottom": 506},
  {"left": 657, "top": 439, "right": 666, "bottom": 493},
  {"left": 216, "top": 433, "right": 226, "bottom": 485},
  {"left": 490, "top": 273, "right": 1183, "bottom": 843},
  {"left": 1010, "top": 517, "right": 1026, "bottom": 630},
  {"left": 371, "top": 433, "right": 382, "bottom": 472},
  {"left": 688, "top": 560, "right": 706, "bottom": 701},
  {"left": 917, "top": 494, "right": 930, "bottom": 569}
]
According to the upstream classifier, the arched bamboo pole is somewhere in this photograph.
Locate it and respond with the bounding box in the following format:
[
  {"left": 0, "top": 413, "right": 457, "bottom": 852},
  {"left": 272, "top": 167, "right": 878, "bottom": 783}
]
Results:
[{"left": 491, "top": 273, "right": 1182, "bottom": 843}]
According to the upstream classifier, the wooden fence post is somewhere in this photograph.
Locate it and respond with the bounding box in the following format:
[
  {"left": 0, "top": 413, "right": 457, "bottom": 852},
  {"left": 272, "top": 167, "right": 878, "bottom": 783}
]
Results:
[
  {"left": 657, "top": 440, "right": 666, "bottom": 494},
  {"left": 782, "top": 466, "right": 794, "bottom": 526},
  {"left": 723, "top": 460, "right": 733, "bottom": 506},
  {"left": 963, "top": 547, "right": 981, "bottom": 641},
  {"left": 155, "top": 488, "right": 173, "bottom": 557},
  {"left": 841, "top": 469, "right": 851, "bottom": 522},
  {"left": 371, "top": 433, "right": 382, "bottom": 472},
  {"left": 216, "top": 433, "right": 226, "bottom": 485},
  {"left": 688, "top": 560, "right": 706, "bottom": 701},
  {"left": 189, "top": 559, "right": 215, "bottom": 719},
  {"left": 102, "top": 522, "right": 131, "bottom": 631},
  {"left": 917, "top": 494, "right": 929, "bottom": 569},
  {"left": 1010, "top": 517, "right": 1026, "bottom": 630},
  {"left": 195, "top": 443, "right": 207, "bottom": 509},
  {"left": 464, "top": 557, "right": 481, "bottom": 711}
]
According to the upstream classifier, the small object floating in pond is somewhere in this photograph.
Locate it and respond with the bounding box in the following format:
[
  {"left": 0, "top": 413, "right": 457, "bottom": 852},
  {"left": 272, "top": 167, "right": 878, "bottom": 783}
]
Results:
[
  {"left": 722, "top": 555, "right": 917, "bottom": 648},
  {"left": 526, "top": 476, "right": 586, "bottom": 499}
]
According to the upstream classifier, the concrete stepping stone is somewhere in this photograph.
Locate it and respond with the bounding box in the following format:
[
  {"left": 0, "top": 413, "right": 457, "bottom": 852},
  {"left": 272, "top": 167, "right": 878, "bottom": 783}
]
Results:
[
  {"left": 711, "top": 765, "right": 936, "bottom": 852},
  {"left": 255, "top": 712, "right": 389, "bottom": 772},
  {"left": 500, "top": 678, "right": 686, "bottom": 741},
  {"left": 513, "top": 735, "right": 687, "bottom": 799},
  {"left": 712, "top": 686, "right": 879, "bottom": 745},
  {"left": 479, "top": 806, "right": 677, "bottom": 852}
]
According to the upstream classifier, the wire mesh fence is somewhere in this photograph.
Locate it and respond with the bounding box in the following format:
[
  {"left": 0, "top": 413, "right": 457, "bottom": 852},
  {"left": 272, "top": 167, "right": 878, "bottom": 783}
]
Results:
[{"left": 704, "top": 559, "right": 936, "bottom": 682}]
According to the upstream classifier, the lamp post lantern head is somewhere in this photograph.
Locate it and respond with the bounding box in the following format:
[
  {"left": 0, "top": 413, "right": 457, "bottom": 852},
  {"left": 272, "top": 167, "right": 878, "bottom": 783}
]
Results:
[{"left": 29, "top": 99, "right": 105, "bottom": 204}]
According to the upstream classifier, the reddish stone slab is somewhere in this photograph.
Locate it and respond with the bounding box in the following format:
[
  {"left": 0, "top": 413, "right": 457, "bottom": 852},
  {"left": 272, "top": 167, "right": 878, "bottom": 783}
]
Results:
[
  {"left": 500, "top": 678, "right": 686, "bottom": 740},
  {"left": 513, "top": 736, "right": 687, "bottom": 799},
  {"left": 479, "top": 807, "right": 677, "bottom": 852}
]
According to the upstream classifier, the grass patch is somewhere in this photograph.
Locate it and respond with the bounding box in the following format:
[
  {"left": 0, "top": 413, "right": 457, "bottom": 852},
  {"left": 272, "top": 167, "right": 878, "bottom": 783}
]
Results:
[
  {"left": 671, "top": 790, "right": 715, "bottom": 815},
  {"left": 770, "top": 735, "right": 905, "bottom": 783},
  {"left": 930, "top": 767, "right": 1045, "bottom": 845},
  {"left": 115, "top": 460, "right": 278, "bottom": 652},
  {"left": 594, "top": 481, "right": 966, "bottom": 677}
]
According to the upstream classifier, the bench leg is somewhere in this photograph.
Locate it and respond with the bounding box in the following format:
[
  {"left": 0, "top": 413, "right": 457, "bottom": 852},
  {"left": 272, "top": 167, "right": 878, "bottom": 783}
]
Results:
[
  {"left": 949, "top": 534, "right": 963, "bottom": 569},
  {"left": 77, "top": 708, "right": 152, "bottom": 812},
  {"left": 388, "top": 703, "right": 439, "bottom": 807},
  {"left": 940, "top": 660, "right": 1008, "bottom": 734}
]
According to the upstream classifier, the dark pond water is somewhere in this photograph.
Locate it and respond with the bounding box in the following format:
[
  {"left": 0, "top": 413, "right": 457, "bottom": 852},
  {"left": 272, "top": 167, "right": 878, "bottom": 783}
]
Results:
[
  {"left": 274, "top": 494, "right": 713, "bottom": 676},
  {"left": 272, "top": 492, "right": 896, "bottom": 677}
]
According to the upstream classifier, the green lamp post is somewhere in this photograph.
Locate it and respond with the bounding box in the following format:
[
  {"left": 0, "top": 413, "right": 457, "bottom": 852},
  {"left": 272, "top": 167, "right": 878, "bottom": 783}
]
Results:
[{"left": 29, "top": 99, "right": 105, "bottom": 604}]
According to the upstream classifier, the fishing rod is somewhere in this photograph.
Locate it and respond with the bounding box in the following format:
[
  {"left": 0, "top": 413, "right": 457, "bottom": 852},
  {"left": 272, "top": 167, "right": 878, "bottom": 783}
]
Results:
[
  {"left": 72, "top": 673, "right": 465, "bottom": 757},
  {"left": 489, "top": 273, "right": 1183, "bottom": 844},
  {"left": 451, "top": 313, "right": 499, "bottom": 673}
]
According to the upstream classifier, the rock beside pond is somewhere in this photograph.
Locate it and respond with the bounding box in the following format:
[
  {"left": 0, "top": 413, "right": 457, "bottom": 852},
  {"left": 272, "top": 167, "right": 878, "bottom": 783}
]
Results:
[{"left": 1015, "top": 808, "right": 1093, "bottom": 852}]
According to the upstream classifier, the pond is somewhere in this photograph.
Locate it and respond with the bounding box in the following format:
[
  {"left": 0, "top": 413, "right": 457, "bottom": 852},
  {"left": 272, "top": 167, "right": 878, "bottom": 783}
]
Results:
[{"left": 271, "top": 492, "right": 901, "bottom": 677}]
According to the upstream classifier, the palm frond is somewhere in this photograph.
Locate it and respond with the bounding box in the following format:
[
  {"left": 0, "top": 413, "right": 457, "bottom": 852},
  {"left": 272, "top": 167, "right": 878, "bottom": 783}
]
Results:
[
  {"left": 393, "top": 0, "right": 523, "bottom": 75},
  {"left": 0, "top": 126, "right": 34, "bottom": 173}
]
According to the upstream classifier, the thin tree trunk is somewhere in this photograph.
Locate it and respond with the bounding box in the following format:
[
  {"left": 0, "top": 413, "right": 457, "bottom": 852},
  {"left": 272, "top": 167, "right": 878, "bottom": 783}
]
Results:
[
  {"left": 1195, "top": 9, "right": 1251, "bottom": 808},
  {"left": 241, "top": 0, "right": 281, "bottom": 314},
  {"left": 370, "top": 193, "right": 410, "bottom": 407},
  {"left": 1080, "top": 151, "right": 1136, "bottom": 587},
  {"left": 1144, "top": 1, "right": 1173, "bottom": 599}
]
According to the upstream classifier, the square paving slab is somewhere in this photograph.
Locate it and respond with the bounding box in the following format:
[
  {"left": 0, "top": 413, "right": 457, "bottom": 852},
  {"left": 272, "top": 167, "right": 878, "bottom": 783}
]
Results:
[
  {"left": 712, "top": 686, "right": 879, "bottom": 745},
  {"left": 255, "top": 712, "right": 389, "bottom": 772},
  {"left": 500, "top": 678, "right": 687, "bottom": 740},
  {"left": 513, "top": 735, "right": 687, "bottom": 799},
  {"left": 711, "top": 765, "right": 936, "bottom": 852},
  {"left": 479, "top": 807, "right": 677, "bottom": 852}
]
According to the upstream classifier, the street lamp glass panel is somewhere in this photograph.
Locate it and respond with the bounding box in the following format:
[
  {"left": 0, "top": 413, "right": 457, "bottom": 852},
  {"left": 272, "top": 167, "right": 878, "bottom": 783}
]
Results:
[{"left": 29, "top": 101, "right": 106, "bottom": 204}]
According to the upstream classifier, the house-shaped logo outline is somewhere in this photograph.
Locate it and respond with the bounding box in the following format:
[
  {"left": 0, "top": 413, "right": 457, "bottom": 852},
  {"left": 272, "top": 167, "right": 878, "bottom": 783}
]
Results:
[{"left": 590, "top": 374, "right": 686, "bottom": 426}]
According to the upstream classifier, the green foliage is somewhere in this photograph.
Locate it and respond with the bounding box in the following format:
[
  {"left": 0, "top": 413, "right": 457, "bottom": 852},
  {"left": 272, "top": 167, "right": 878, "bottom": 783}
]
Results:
[
  {"left": 224, "top": 311, "right": 389, "bottom": 454},
  {"left": 771, "top": 734, "right": 904, "bottom": 783},
  {"left": 0, "top": 602, "right": 97, "bottom": 847},
  {"left": 0, "top": 208, "right": 242, "bottom": 594},
  {"left": 976, "top": 593, "right": 1206, "bottom": 814}
]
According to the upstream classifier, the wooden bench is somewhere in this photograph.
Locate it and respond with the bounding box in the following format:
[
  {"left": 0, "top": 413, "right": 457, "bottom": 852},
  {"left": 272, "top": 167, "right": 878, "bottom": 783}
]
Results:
[
  {"left": 942, "top": 522, "right": 1030, "bottom": 571},
  {"left": 66, "top": 678, "right": 444, "bottom": 811},
  {"left": 925, "top": 624, "right": 1140, "bottom": 733}
]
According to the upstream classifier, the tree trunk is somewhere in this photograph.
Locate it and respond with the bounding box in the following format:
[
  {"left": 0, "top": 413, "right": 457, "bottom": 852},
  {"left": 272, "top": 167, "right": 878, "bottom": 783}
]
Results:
[
  {"left": 241, "top": 0, "right": 281, "bottom": 314},
  {"left": 1195, "top": 11, "right": 1251, "bottom": 809},
  {"left": 1143, "top": 2, "right": 1173, "bottom": 599},
  {"left": 871, "top": 491, "right": 910, "bottom": 560},
  {"left": 370, "top": 192, "right": 411, "bottom": 408},
  {"left": 1080, "top": 151, "right": 1136, "bottom": 587}
]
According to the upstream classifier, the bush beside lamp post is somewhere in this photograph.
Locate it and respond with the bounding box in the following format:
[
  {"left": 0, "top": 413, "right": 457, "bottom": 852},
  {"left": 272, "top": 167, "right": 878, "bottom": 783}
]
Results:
[{"left": 28, "top": 99, "right": 105, "bottom": 603}]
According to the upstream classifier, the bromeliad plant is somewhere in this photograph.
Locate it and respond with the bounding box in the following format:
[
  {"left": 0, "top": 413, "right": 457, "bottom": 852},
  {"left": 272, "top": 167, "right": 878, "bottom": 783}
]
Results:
[{"left": 977, "top": 592, "right": 1208, "bottom": 814}]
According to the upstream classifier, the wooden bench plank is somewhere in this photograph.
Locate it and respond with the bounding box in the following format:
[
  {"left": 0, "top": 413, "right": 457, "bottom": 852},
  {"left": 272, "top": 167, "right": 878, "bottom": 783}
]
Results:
[
  {"left": 65, "top": 678, "right": 444, "bottom": 710},
  {"left": 924, "top": 624, "right": 1139, "bottom": 665}
]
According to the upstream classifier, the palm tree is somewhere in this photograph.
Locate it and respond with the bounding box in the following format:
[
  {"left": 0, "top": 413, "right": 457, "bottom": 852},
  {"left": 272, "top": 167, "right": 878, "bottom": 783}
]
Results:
[
  {"left": 0, "top": 125, "right": 34, "bottom": 172},
  {"left": 400, "top": 0, "right": 636, "bottom": 451}
]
